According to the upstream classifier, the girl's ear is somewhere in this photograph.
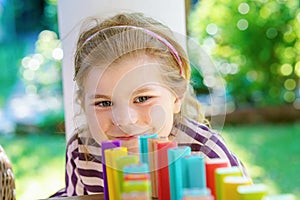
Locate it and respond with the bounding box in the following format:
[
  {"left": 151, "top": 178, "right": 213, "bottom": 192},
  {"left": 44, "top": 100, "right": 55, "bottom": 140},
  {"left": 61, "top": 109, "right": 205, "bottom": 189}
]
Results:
[{"left": 173, "top": 96, "right": 183, "bottom": 114}]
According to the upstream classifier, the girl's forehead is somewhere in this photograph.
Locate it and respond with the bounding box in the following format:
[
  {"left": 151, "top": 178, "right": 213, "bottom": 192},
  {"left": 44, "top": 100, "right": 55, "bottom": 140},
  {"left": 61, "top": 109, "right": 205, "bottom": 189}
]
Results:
[{"left": 84, "top": 55, "right": 169, "bottom": 95}]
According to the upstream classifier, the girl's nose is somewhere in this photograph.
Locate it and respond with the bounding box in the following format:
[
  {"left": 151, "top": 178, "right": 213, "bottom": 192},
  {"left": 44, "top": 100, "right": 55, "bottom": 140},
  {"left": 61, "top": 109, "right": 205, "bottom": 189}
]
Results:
[{"left": 112, "top": 105, "right": 138, "bottom": 126}]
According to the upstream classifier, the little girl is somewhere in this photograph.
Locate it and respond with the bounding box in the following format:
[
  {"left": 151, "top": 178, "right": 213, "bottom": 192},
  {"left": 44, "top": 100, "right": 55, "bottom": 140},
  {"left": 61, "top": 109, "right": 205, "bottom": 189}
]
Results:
[{"left": 51, "top": 12, "right": 247, "bottom": 197}]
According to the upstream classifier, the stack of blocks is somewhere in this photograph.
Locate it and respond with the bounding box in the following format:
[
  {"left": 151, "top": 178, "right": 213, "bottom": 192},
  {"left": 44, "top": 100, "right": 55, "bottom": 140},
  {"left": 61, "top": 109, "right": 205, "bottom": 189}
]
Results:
[{"left": 101, "top": 134, "right": 296, "bottom": 200}]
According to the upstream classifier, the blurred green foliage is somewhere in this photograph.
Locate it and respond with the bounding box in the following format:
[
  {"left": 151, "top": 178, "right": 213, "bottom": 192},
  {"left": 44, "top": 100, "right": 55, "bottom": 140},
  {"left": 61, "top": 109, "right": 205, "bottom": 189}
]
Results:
[
  {"left": 0, "top": 40, "right": 26, "bottom": 107},
  {"left": 16, "top": 29, "right": 64, "bottom": 131},
  {"left": 12, "top": 0, "right": 58, "bottom": 34},
  {"left": 0, "top": 0, "right": 59, "bottom": 106},
  {"left": 0, "top": 0, "right": 62, "bottom": 133},
  {"left": 42, "top": 0, "right": 59, "bottom": 33},
  {"left": 189, "top": 0, "right": 300, "bottom": 108}
]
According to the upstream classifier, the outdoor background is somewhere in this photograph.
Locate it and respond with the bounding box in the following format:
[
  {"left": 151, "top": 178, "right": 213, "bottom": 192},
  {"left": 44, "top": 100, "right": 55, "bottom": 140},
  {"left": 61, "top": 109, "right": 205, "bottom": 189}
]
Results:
[{"left": 0, "top": 0, "right": 299, "bottom": 199}]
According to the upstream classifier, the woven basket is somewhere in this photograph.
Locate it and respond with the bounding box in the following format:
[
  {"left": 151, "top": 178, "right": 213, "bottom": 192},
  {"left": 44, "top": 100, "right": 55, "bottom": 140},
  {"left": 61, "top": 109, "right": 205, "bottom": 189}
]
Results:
[{"left": 0, "top": 146, "right": 16, "bottom": 200}]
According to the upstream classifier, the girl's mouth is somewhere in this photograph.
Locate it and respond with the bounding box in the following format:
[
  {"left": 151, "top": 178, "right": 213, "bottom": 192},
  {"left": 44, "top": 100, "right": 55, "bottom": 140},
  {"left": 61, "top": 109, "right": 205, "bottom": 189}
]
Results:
[{"left": 114, "top": 135, "right": 138, "bottom": 141}]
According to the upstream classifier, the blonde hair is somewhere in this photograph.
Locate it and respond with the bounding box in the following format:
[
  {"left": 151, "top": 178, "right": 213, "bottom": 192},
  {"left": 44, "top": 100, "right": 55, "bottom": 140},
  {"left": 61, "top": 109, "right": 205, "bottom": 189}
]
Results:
[{"left": 74, "top": 12, "right": 207, "bottom": 137}]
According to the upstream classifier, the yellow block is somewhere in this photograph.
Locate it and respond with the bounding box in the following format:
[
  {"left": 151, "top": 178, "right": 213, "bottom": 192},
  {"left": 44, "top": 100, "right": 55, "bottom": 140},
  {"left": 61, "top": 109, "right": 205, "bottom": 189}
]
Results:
[
  {"left": 223, "top": 176, "right": 252, "bottom": 200},
  {"left": 215, "top": 166, "right": 242, "bottom": 200},
  {"left": 237, "top": 184, "right": 268, "bottom": 200},
  {"left": 105, "top": 147, "right": 128, "bottom": 200}
]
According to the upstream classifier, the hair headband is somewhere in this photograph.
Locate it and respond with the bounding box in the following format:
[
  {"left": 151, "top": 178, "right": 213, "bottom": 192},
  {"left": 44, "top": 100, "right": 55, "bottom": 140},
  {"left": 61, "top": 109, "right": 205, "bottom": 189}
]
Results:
[{"left": 82, "top": 25, "right": 183, "bottom": 75}]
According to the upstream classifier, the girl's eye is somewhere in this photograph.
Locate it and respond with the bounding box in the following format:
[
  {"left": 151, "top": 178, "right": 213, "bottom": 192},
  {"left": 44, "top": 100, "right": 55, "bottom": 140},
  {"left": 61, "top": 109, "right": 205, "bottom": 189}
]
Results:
[
  {"left": 134, "top": 96, "right": 150, "bottom": 103},
  {"left": 95, "top": 101, "right": 113, "bottom": 107}
]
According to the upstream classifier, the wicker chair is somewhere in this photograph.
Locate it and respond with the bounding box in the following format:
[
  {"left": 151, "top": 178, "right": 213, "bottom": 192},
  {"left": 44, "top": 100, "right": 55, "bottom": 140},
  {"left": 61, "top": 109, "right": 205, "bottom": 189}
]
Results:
[{"left": 0, "top": 145, "right": 16, "bottom": 200}]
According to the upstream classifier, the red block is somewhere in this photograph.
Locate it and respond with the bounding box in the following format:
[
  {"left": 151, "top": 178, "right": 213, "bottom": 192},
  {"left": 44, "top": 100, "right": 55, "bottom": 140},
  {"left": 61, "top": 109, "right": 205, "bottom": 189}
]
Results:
[
  {"left": 205, "top": 159, "right": 229, "bottom": 199},
  {"left": 156, "top": 140, "right": 178, "bottom": 200}
]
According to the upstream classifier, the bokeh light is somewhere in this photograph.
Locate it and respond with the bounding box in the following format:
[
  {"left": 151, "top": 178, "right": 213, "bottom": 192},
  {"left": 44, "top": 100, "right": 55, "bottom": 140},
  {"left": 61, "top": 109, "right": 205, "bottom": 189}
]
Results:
[
  {"left": 295, "top": 61, "right": 300, "bottom": 77},
  {"left": 52, "top": 48, "right": 63, "bottom": 60},
  {"left": 33, "top": 53, "right": 45, "bottom": 65},
  {"left": 202, "top": 37, "right": 216, "bottom": 53},
  {"left": 280, "top": 64, "right": 293, "bottom": 76},
  {"left": 284, "top": 79, "right": 296, "bottom": 91},
  {"left": 283, "top": 29, "right": 296, "bottom": 43},
  {"left": 266, "top": 28, "right": 278, "bottom": 39},
  {"left": 219, "top": 62, "right": 239, "bottom": 75},
  {"left": 238, "top": 3, "right": 250, "bottom": 15},
  {"left": 259, "top": 4, "right": 275, "bottom": 19},
  {"left": 283, "top": 90, "right": 295, "bottom": 102},
  {"left": 26, "top": 85, "right": 37, "bottom": 94},
  {"left": 206, "top": 23, "right": 218, "bottom": 35},
  {"left": 283, "top": 47, "right": 296, "bottom": 60},
  {"left": 237, "top": 19, "right": 248, "bottom": 31},
  {"left": 246, "top": 70, "right": 258, "bottom": 82},
  {"left": 23, "top": 69, "right": 35, "bottom": 81}
]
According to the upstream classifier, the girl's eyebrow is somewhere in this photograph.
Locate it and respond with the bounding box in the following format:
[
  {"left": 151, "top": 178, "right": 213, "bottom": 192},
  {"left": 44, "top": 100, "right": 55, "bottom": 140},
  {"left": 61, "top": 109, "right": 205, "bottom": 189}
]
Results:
[
  {"left": 89, "top": 94, "right": 111, "bottom": 99},
  {"left": 132, "top": 86, "right": 156, "bottom": 96},
  {"left": 89, "top": 86, "right": 158, "bottom": 99}
]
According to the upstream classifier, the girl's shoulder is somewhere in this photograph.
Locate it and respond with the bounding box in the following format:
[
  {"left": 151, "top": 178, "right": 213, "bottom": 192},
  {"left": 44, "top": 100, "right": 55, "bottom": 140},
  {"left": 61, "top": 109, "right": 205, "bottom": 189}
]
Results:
[
  {"left": 173, "top": 117, "right": 229, "bottom": 156},
  {"left": 171, "top": 117, "right": 217, "bottom": 145},
  {"left": 67, "top": 131, "right": 79, "bottom": 146},
  {"left": 66, "top": 130, "right": 102, "bottom": 162},
  {"left": 176, "top": 117, "right": 219, "bottom": 136},
  {"left": 67, "top": 129, "right": 100, "bottom": 148},
  {"left": 175, "top": 117, "right": 247, "bottom": 170}
]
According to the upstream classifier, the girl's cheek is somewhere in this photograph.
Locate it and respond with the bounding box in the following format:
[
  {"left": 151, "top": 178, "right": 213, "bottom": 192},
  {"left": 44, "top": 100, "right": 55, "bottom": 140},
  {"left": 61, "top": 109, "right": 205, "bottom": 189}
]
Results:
[
  {"left": 95, "top": 112, "right": 111, "bottom": 130},
  {"left": 86, "top": 109, "right": 109, "bottom": 135},
  {"left": 148, "top": 105, "right": 168, "bottom": 130},
  {"left": 86, "top": 117, "right": 109, "bottom": 143},
  {"left": 144, "top": 109, "right": 154, "bottom": 124}
]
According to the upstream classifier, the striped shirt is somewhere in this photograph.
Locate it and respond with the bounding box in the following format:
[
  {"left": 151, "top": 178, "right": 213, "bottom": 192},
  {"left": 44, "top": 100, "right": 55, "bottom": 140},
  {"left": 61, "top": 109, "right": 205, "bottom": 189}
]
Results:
[{"left": 50, "top": 118, "right": 247, "bottom": 197}]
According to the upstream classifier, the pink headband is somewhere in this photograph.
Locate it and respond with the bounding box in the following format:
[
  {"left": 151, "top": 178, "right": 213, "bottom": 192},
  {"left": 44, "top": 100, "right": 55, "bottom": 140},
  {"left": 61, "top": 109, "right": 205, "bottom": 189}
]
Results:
[{"left": 82, "top": 25, "right": 183, "bottom": 75}]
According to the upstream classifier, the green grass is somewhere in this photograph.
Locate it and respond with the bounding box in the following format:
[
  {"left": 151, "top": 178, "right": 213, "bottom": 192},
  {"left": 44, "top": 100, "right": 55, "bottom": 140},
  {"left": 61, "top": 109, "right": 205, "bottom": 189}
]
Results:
[
  {"left": 0, "top": 122, "right": 299, "bottom": 199},
  {"left": 0, "top": 133, "right": 66, "bottom": 200},
  {"left": 222, "top": 122, "right": 300, "bottom": 199}
]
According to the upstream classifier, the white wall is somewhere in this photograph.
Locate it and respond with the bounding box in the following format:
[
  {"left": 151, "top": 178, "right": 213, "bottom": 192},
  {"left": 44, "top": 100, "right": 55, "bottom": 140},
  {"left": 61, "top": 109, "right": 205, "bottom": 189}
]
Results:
[{"left": 57, "top": 0, "right": 186, "bottom": 140}]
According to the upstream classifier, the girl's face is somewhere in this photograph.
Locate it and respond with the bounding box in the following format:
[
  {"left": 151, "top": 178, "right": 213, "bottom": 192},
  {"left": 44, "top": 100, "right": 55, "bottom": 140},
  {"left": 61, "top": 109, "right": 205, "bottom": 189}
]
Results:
[{"left": 83, "top": 55, "right": 181, "bottom": 153}]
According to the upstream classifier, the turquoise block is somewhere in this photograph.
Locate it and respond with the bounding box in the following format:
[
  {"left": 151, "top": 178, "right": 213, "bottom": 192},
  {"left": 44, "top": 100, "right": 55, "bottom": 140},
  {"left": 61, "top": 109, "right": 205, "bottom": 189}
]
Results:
[
  {"left": 138, "top": 134, "right": 158, "bottom": 165},
  {"left": 168, "top": 146, "right": 191, "bottom": 200},
  {"left": 183, "top": 154, "right": 206, "bottom": 189}
]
